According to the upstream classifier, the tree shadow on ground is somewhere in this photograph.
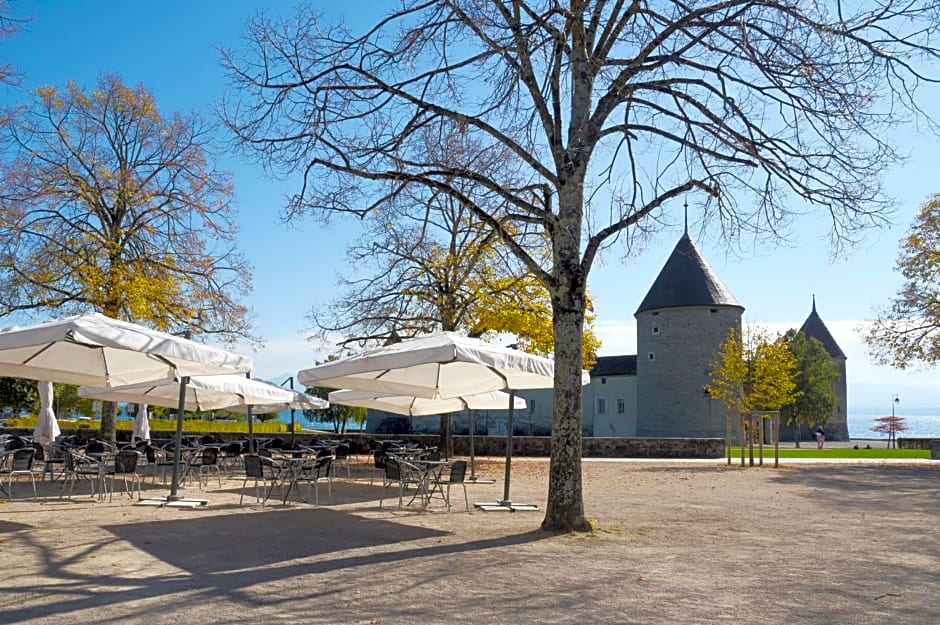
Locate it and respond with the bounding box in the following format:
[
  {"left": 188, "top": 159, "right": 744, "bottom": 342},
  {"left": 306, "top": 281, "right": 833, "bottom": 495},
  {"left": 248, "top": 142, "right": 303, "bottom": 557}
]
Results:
[
  {"left": 0, "top": 507, "right": 549, "bottom": 624},
  {"left": 0, "top": 519, "right": 32, "bottom": 533}
]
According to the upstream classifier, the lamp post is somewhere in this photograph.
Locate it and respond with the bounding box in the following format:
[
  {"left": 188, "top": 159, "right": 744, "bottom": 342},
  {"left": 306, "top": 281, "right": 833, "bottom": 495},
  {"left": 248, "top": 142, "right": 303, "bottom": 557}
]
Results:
[
  {"left": 891, "top": 394, "right": 900, "bottom": 448},
  {"left": 280, "top": 376, "right": 296, "bottom": 446}
]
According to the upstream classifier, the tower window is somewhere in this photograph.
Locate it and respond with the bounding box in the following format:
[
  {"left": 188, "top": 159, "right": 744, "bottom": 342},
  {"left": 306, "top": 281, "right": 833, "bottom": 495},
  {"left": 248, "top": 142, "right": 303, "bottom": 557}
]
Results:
[
  {"left": 648, "top": 352, "right": 655, "bottom": 360},
  {"left": 710, "top": 308, "right": 718, "bottom": 313},
  {"left": 652, "top": 311, "right": 659, "bottom": 316},
  {"left": 652, "top": 326, "right": 660, "bottom": 335},
  {"left": 601, "top": 377, "right": 606, "bottom": 384}
]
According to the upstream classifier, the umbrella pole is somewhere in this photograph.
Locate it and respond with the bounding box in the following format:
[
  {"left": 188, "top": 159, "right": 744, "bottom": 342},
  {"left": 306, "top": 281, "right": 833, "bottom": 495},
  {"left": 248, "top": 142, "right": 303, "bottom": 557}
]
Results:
[
  {"left": 500, "top": 390, "right": 515, "bottom": 505},
  {"left": 289, "top": 407, "right": 296, "bottom": 446},
  {"left": 168, "top": 376, "right": 190, "bottom": 501},
  {"left": 248, "top": 406, "right": 254, "bottom": 453},
  {"left": 468, "top": 410, "right": 477, "bottom": 480}
]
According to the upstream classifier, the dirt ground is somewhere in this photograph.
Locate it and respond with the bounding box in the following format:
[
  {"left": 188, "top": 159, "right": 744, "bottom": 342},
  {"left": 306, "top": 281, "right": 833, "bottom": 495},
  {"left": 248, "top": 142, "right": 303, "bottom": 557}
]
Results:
[{"left": 0, "top": 456, "right": 937, "bottom": 625}]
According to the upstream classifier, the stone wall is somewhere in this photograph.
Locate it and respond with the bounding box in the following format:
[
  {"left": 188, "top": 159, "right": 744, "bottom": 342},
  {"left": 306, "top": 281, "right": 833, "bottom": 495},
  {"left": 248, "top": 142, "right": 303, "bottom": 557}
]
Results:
[{"left": 5, "top": 427, "right": 724, "bottom": 459}]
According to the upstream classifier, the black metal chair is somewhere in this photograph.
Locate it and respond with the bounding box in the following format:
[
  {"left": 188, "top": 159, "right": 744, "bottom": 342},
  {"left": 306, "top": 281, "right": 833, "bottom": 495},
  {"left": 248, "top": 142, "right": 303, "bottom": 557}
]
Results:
[
  {"left": 332, "top": 443, "right": 351, "bottom": 478},
  {"left": 106, "top": 450, "right": 142, "bottom": 501},
  {"left": 239, "top": 454, "right": 282, "bottom": 507},
  {"left": 296, "top": 455, "right": 333, "bottom": 506},
  {"left": 188, "top": 447, "right": 222, "bottom": 489},
  {"left": 431, "top": 460, "right": 469, "bottom": 511},
  {"left": 3, "top": 447, "right": 37, "bottom": 499},
  {"left": 61, "top": 449, "right": 105, "bottom": 499},
  {"left": 378, "top": 457, "right": 407, "bottom": 509}
]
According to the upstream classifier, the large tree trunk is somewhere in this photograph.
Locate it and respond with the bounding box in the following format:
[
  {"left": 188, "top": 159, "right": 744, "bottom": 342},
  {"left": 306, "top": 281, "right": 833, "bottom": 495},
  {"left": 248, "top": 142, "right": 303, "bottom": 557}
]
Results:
[
  {"left": 541, "top": 303, "right": 590, "bottom": 532},
  {"left": 100, "top": 401, "right": 117, "bottom": 442}
]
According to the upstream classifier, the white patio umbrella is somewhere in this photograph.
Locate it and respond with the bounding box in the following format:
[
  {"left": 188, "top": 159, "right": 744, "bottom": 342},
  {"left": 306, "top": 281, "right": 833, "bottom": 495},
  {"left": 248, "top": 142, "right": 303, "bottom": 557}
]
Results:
[
  {"left": 79, "top": 375, "right": 328, "bottom": 451},
  {"left": 132, "top": 403, "right": 151, "bottom": 444},
  {"left": 0, "top": 313, "right": 251, "bottom": 386},
  {"left": 32, "top": 380, "right": 61, "bottom": 445},
  {"left": 328, "top": 388, "right": 527, "bottom": 480},
  {"left": 0, "top": 313, "right": 252, "bottom": 502},
  {"left": 299, "top": 332, "right": 589, "bottom": 508}
]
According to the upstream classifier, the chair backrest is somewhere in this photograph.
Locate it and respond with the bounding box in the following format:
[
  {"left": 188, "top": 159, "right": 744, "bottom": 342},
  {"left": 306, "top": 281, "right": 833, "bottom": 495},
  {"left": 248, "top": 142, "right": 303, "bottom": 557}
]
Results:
[
  {"left": 144, "top": 445, "right": 158, "bottom": 463},
  {"left": 384, "top": 457, "right": 401, "bottom": 481},
  {"left": 64, "top": 449, "right": 77, "bottom": 472},
  {"left": 315, "top": 456, "right": 332, "bottom": 478},
  {"left": 113, "top": 450, "right": 139, "bottom": 474},
  {"left": 201, "top": 447, "right": 219, "bottom": 466},
  {"left": 448, "top": 460, "right": 467, "bottom": 484},
  {"left": 373, "top": 449, "right": 386, "bottom": 469},
  {"left": 243, "top": 454, "right": 264, "bottom": 479},
  {"left": 31, "top": 443, "right": 45, "bottom": 462},
  {"left": 11, "top": 447, "right": 35, "bottom": 471},
  {"left": 334, "top": 444, "right": 348, "bottom": 459},
  {"left": 86, "top": 441, "right": 105, "bottom": 455}
]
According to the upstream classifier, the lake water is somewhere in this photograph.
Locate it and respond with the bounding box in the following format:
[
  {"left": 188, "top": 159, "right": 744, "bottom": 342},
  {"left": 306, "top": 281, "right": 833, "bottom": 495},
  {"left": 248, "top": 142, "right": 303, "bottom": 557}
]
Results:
[
  {"left": 126, "top": 407, "right": 940, "bottom": 439},
  {"left": 848, "top": 408, "right": 940, "bottom": 439}
]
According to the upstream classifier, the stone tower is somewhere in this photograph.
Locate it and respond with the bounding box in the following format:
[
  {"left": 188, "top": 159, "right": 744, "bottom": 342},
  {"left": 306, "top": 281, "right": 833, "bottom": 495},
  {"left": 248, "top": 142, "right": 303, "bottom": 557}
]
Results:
[
  {"left": 635, "top": 233, "right": 744, "bottom": 438},
  {"left": 799, "top": 297, "right": 849, "bottom": 441}
]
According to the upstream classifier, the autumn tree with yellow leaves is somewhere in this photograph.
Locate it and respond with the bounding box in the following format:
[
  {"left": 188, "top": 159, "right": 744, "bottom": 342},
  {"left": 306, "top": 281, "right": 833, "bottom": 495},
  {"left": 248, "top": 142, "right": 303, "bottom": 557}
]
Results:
[
  {"left": 0, "top": 75, "right": 254, "bottom": 440},
  {"left": 708, "top": 327, "right": 799, "bottom": 462}
]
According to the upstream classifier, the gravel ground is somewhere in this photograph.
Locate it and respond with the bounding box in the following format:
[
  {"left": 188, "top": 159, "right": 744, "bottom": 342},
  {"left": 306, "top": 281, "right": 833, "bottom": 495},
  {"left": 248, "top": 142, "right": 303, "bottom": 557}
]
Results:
[{"left": 0, "top": 456, "right": 937, "bottom": 625}]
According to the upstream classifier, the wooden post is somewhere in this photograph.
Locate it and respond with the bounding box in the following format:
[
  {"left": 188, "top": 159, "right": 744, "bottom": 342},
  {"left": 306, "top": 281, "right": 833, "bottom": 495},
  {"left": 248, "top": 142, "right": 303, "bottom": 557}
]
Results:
[
  {"left": 758, "top": 413, "right": 764, "bottom": 467},
  {"left": 773, "top": 414, "right": 780, "bottom": 468}
]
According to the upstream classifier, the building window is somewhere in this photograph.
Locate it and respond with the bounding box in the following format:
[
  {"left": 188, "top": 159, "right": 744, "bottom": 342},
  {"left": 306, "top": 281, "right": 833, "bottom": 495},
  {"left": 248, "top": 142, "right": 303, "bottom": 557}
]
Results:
[
  {"left": 648, "top": 352, "right": 655, "bottom": 360},
  {"left": 652, "top": 326, "right": 659, "bottom": 335},
  {"left": 710, "top": 308, "right": 718, "bottom": 313},
  {"left": 597, "top": 398, "right": 607, "bottom": 414},
  {"left": 617, "top": 398, "right": 625, "bottom": 414},
  {"left": 601, "top": 377, "right": 606, "bottom": 384},
  {"left": 529, "top": 400, "right": 536, "bottom": 415}
]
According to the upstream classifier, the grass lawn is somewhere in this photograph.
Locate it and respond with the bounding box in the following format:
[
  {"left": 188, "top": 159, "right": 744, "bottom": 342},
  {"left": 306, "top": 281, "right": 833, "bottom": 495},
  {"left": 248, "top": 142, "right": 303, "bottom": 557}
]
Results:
[{"left": 727, "top": 446, "right": 930, "bottom": 459}]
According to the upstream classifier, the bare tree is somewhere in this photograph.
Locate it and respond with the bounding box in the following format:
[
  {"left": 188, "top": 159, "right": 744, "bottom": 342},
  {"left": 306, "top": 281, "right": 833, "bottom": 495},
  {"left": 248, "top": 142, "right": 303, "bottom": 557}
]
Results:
[
  {"left": 222, "top": 1, "right": 940, "bottom": 531},
  {"left": 0, "top": 1, "right": 27, "bottom": 87},
  {"left": 0, "top": 75, "right": 256, "bottom": 440}
]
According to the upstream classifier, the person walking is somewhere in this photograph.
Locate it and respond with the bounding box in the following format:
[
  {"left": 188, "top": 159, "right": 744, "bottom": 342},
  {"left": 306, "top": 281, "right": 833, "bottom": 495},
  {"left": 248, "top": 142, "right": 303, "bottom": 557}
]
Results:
[{"left": 814, "top": 426, "right": 826, "bottom": 449}]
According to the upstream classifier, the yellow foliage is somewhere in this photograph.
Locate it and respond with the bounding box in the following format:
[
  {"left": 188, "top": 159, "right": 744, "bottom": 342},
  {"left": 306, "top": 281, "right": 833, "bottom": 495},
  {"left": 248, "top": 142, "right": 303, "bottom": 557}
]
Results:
[{"left": 708, "top": 327, "right": 798, "bottom": 413}]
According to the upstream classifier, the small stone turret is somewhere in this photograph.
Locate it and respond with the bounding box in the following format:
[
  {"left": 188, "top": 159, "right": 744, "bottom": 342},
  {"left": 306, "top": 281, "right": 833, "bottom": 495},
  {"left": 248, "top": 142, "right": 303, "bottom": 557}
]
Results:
[
  {"left": 635, "top": 233, "right": 744, "bottom": 438},
  {"left": 799, "top": 297, "right": 849, "bottom": 441}
]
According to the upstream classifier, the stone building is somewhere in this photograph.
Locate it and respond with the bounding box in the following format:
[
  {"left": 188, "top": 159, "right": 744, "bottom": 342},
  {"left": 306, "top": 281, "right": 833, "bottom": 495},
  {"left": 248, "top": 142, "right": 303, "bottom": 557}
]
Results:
[
  {"left": 794, "top": 297, "right": 849, "bottom": 441},
  {"left": 634, "top": 232, "right": 744, "bottom": 438},
  {"left": 367, "top": 233, "right": 849, "bottom": 441}
]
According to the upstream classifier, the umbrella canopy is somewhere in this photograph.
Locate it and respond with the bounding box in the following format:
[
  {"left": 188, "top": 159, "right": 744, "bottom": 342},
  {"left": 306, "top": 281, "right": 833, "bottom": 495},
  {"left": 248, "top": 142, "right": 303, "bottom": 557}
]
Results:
[
  {"left": 300, "top": 332, "right": 589, "bottom": 506},
  {"left": 0, "top": 313, "right": 252, "bottom": 386},
  {"left": 32, "top": 380, "right": 60, "bottom": 445},
  {"left": 79, "top": 375, "right": 326, "bottom": 413},
  {"left": 132, "top": 403, "right": 151, "bottom": 443},
  {"left": 298, "top": 331, "right": 589, "bottom": 398},
  {"left": 328, "top": 388, "right": 526, "bottom": 416}
]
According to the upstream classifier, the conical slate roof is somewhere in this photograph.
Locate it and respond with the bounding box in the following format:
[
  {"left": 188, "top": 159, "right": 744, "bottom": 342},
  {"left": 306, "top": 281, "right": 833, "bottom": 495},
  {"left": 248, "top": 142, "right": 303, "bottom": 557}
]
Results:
[
  {"left": 800, "top": 298, "right": 846, "bottom": 359},
  {"left": 635, "top": 233, "right": 743, "bottom": 315}
]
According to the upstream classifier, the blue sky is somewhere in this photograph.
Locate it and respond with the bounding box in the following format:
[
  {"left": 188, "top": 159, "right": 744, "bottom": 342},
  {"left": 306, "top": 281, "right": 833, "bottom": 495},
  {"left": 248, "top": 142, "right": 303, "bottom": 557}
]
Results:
[{"left": 1, "top": 1, "right": 936, "bottom": 410}]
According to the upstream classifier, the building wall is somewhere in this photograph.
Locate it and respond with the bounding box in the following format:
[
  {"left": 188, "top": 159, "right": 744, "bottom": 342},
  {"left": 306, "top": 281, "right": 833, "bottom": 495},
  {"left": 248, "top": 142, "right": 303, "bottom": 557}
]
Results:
[
  {"left": 828, "top": 356, "right": 849, "bottom": 440},
  {"left": 636, "top": 305, "right": 741, "bottom": 438},
  {"left": 583, "top": 374, "right": 638, "bottom": 436},
  {"left": 366, "top": 377, "right": 639, "bottom": 438}
]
